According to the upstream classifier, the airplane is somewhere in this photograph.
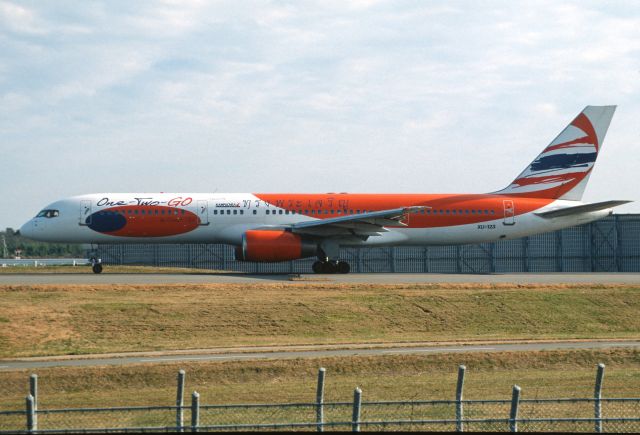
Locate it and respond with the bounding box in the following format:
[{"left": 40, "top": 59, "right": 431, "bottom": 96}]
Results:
[{"left": 20, "top": 105, "right": 630, "bottom": 274}]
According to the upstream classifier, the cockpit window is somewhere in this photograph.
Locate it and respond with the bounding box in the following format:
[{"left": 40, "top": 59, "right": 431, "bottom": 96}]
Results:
[{"left": 36, "top": 209, "right": 60, "bottom": 218}]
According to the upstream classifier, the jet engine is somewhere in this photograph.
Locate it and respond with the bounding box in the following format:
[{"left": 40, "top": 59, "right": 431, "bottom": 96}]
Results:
[{"left": 235, "top": 230, "right": 317, "bottom": 262}]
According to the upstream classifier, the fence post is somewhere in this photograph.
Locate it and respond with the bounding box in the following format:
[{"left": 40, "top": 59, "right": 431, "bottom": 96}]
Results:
[
  {"left": 176, "top": 370, "right": 186, "bottom": 432},
  {"left": 29, "top": 374, "right": 38, "bottom": 412},
  {"left": 456, "top": 365, "right": 466, "bottom": 432},
  {"left": 26, "top": 394, "right": 36, "bottom": 433},
  {"left": 191, "top": 391, "right": 200, "bottom": 432},
  {"left": 594, "top": 363, "right": 605, "bottom": 433},
  {"left": 352, "top": 387, "right": 362, "bottom": 432},
  {"left": 316, "top": 368, "right": 326, "bottom": 432},
  {"left": 509, "top": 385, "right": 521, "bottom": 433}
]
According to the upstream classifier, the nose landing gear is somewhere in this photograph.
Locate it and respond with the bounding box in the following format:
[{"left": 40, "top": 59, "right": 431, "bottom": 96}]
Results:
[
  {"left": 312, "top": 260, "right": 350, "bottom": 274},
  {"left": 90, "top": 257, "right": 103, "bottom": 274}
]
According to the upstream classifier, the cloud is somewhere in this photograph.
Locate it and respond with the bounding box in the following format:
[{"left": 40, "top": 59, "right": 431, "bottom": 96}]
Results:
[{"left": 1, "top": 0, "right": 640, "bottom": 227}]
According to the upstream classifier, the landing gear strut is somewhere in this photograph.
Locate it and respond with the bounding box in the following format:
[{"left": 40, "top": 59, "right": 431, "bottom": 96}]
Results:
[{"left": 312, "top": 260, "right": 350, "bottom": 274}]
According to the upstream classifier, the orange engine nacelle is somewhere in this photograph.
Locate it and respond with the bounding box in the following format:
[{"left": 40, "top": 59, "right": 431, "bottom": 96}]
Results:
[{"left": 235, "top": 230, "right": 317, "bottom": 262}]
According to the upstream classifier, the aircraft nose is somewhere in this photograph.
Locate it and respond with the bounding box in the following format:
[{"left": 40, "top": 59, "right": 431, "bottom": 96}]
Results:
[{"left": 19, "top": 220, "right": 34, "bottom": 239}]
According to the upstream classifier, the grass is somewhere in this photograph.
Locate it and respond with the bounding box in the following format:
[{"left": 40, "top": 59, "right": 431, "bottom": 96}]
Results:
[
  {"left": 1, "top": 348, "right": 639, "bottom": 411},
  {"left": 0, "top": 283, "right": 639, "bottom": 358}
]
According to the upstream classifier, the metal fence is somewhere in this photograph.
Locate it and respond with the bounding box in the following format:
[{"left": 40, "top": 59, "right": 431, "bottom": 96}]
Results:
[
  {"left": 95, "top": 214, "right": 640, "bottom": 273},
  {"left": 2, "top": 364, "right": 640, "bottom": 433},
  {"left": 0, "top": 258, "right": 89, "bottom": 267}
]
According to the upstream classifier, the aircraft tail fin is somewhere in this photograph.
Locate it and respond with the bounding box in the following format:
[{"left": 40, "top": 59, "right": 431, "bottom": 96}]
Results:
[{"left": 495, "top": 105, "right": 616, "bottom": 200}]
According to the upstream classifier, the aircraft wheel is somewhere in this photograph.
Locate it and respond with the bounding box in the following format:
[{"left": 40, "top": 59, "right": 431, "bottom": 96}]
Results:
[
  {"left": 312, "top": 261, "right": 324, "bottom": 274},
  {"left": 92, "top": 263, "right": 103, "bottom": 274},
  {"left": 321, "top": 261, "right": 337, "bottom": 274},
  {"left": 337, "top": 261, "right": 350, "bottom": 274}
]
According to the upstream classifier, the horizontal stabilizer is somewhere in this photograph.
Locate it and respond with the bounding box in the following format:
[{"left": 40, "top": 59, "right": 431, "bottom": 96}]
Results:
[{"left": 535, "top": 200, "right": 631, "bottom": 219}]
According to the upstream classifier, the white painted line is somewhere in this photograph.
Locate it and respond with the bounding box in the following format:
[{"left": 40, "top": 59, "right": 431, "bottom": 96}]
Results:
[
  {"left": 381, "top": 347, "right": 496, "bottom": 354},
  {"left": 0, "top": 365, "right": 10, "bottom": 369}
]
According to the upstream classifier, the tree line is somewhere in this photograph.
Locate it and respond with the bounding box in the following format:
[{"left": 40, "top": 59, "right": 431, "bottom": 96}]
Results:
[{"left": 1, "top": 228, "right": 85, "bottom": 258}]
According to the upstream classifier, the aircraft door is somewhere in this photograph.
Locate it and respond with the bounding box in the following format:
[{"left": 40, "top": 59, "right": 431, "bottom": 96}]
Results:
[
  {"left": 503, "top": 200, "right": 515, "bottom": 226},
  {"left": 197, "top": 200, "right": 209, "bottom": 225},
  {"left": 79, "top": 200, "right": 92, "bottom": 226}
]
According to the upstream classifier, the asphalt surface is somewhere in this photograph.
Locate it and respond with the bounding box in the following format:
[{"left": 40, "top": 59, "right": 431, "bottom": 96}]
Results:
[
  {"left": 2, "top": 341, "right": 639, "bottom": 371},
  {"left": 2, "top": 272, "right": 640, "bottom": 285}
]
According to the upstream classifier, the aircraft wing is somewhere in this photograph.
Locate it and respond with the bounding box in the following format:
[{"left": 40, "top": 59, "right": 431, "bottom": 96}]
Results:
[
  {"left": 288, "top": 206, "right": 430, "bottom": 237},
  {"left": 535, "top": 200, "right": 631, "bottom": 219}
]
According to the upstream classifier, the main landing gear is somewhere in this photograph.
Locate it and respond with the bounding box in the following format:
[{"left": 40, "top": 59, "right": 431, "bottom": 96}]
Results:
[{"left": 312, "top": 260, "right": 350, "bottom": 274}]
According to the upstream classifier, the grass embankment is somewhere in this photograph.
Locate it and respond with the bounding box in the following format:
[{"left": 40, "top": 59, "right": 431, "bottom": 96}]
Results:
[
  {"left": 1, "top": 349, "right": 639, "bottom": 411},
  {"left": 0, "top": 265, "right": 224, "bottom": 274},
  {"left": 0, "top": 283, "right": 639, "bottom": 358}
]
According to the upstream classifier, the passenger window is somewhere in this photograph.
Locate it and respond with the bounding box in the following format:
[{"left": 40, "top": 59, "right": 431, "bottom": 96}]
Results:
[
  {"left": 285, "top": 210, "right": 289, "bottom": 215},
  {"left": 452, "top": 210, "right": 456, "bottom": 214},
  {"left": 253, "top": 210, "right": 257, "bottom": 215},
  {"left": 232, "top": 210, "right": 237, "bottom": 215},
  {"left": 213, "top": 210, "right": 217, "bottom": 215},
  {"left": 311, "top": 210, "right": 315, "bottom": 214},
  {"left": 226, "top": 210, "right": 230, "bottom": 215},
  {"left": 266, "top": 210, "right": 270, "bottom": 215}
]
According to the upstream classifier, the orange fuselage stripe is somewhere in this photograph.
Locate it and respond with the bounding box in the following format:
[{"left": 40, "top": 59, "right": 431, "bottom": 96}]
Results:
[{"left": 254, "top": 193, "right": 554, "bottom": 228}]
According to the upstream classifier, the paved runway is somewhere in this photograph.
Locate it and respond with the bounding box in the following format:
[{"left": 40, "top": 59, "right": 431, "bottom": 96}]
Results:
[
  {"left": 1, "top": 272, "right": 640, "bottom": 285},
  {"left": 2, "top": 341, "right": 639, "bottom": 371}
]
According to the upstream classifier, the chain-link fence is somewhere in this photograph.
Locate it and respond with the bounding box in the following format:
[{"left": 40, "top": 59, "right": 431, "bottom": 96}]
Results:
[
  {"left": 94, "top": 214, "right": 640, "bottom": 273},
  {"left": 2, "top": 363, "right": 640, "bottom": 433}
]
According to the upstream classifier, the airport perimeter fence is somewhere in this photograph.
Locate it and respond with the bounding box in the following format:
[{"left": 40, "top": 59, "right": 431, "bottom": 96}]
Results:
[
  {"left": 3, "top": 364, "right": 640, "bottom": 433},
  {"left": 94, "top": 214, "right": 640, "bottom": 273}
]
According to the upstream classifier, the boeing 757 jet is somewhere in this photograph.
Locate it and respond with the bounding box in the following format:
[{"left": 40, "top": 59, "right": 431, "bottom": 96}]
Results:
[{"left": 21, "top": 106, "right": 630, "bottom": 273}]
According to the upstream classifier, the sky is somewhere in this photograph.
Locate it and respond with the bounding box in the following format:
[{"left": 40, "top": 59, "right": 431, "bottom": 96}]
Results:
[{"left": 1, "top": 0, "right": 639, "bottom": 230}]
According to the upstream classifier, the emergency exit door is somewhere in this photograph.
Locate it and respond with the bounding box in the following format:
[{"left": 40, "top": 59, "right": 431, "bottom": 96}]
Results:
[
  {"left": 503, "top": 200, "right": 515, "bottom": 225},
  {"left": 197, "top": 200, "right": 209, "bottom": 225}
]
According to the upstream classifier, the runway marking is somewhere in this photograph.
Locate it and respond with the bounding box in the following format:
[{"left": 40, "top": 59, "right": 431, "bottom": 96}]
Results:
[
  {"left": 382, "top": 347, "right": 496, "bottom": 354},
  {"left": 0, "top": 366, "right": 9, "bottom": 369}
]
